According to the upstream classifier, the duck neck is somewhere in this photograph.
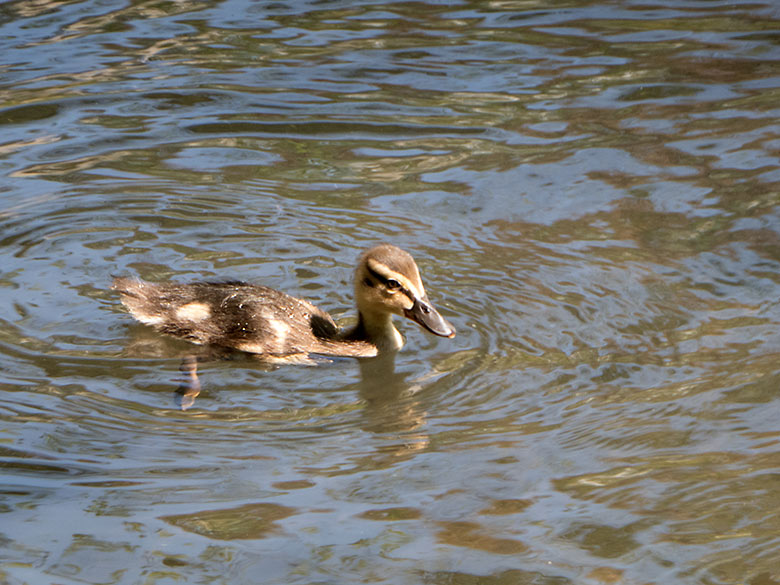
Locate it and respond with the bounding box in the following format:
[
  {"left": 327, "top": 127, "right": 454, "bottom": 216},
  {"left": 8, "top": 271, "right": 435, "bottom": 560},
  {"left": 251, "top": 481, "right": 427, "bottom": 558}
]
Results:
[{"left": 344, "top": 310, "right": 404, "bottom": 352}]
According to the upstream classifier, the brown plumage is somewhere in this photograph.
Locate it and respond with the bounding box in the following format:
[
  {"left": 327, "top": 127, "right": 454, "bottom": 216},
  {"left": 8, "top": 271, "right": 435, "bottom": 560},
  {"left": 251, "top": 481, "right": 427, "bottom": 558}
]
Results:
[{"left": 112, "top": 244, "right": 455, "bottom": 361}]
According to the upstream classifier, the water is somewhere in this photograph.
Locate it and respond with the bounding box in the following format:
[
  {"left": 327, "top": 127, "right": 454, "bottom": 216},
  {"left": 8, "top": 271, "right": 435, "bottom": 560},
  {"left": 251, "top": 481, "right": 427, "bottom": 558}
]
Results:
[{"left": 1, "top": 0, "right": 779, "bottom": 583}]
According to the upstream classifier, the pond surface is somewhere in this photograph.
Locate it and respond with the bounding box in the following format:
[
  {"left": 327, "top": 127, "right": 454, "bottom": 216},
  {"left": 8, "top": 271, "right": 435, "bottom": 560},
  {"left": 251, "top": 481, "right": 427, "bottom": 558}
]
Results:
[{"left": 1, "top": 1, "right": 779, "bottom": 584}]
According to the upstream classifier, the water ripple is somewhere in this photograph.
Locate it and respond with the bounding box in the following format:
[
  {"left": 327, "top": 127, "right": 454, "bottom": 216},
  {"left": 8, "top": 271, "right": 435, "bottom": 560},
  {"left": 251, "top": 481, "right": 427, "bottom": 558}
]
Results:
[{"left": 1, "top": 1, "right": 779, "bottom": 583}]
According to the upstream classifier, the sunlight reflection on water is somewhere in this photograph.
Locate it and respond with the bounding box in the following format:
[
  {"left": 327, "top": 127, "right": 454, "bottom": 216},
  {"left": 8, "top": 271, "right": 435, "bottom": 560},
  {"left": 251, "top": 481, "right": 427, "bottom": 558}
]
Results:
[{"left": 1, "top": 1, "right": 779, "bottom": 584}]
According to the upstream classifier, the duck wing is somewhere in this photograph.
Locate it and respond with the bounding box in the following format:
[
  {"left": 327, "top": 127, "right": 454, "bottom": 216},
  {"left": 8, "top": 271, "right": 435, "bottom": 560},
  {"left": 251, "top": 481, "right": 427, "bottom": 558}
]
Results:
[{"left": 113, "top": 278, "right": 341, "bottom": 356}]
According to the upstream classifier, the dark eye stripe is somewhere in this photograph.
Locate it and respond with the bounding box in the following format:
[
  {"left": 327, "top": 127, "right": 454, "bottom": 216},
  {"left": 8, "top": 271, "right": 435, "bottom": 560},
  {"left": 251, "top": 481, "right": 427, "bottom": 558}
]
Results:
[
  {"left": 366, "top": 263, "right": 390, "bottom": 285},
  {"left": 365, "top": 265, "right": 413, "bottom": 298}
]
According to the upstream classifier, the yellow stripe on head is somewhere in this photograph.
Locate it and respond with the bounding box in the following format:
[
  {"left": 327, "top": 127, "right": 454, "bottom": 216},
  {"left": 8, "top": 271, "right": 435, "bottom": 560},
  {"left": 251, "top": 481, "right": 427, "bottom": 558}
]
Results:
[{"left": 365, "top": 256, "right": 424, "bottom": 299}]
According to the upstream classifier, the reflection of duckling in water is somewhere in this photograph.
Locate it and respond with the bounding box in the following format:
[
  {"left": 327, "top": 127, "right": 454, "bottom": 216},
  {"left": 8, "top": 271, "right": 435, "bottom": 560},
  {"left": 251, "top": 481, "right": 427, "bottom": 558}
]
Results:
[{"left": 112, "top": 244, "right": 456, "bottom": 408}]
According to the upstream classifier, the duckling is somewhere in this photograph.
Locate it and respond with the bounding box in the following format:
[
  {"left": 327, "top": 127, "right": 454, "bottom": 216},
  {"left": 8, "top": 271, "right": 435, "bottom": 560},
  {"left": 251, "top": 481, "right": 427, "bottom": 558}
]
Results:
[{"left": 112, "top": 244, "right": 455, "bottom": 361}]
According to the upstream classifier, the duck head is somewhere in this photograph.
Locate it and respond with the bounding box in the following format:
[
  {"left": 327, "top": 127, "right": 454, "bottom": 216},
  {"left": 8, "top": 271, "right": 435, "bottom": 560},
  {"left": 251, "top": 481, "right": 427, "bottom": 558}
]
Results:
[{"left": 354, "top": 244, "right": 456, "bottom": 340}]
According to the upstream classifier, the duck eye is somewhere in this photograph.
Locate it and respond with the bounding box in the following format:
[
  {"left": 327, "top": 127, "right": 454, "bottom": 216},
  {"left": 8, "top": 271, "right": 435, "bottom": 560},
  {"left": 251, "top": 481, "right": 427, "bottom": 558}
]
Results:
[{"left": 386, "top": 279, "right": 401, "bottom": 291}]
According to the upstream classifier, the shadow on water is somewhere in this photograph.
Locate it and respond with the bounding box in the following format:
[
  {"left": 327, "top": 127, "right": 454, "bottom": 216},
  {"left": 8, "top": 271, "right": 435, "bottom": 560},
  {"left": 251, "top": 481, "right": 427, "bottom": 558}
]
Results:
[
  {"left": 113, "top": 315, "right": 436, "bottom": 442},
  {"left": 128, "top": 332, "right": 433, "bottom": 447}
]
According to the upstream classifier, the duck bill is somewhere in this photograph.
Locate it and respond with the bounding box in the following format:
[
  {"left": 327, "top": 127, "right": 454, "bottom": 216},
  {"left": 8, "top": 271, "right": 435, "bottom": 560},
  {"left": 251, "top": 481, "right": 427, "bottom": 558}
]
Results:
[{"left": 403, "top": 297, "right": 456, "bottom": 338}]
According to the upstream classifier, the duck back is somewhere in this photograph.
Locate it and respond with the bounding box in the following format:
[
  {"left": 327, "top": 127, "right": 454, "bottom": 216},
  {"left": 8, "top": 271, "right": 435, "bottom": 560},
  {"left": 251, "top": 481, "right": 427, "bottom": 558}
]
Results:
[{"left": 112, "top": 278, "right": 373, "bottom": 358}]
